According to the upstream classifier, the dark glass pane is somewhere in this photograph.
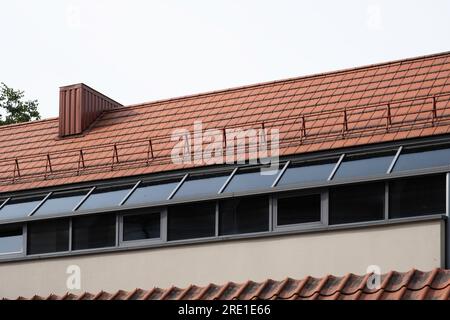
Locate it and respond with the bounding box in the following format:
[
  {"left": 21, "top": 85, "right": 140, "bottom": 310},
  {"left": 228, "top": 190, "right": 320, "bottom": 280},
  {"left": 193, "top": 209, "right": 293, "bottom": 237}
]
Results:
[
  {"left": 0, "top": 195, "right": 45, "bottom": 221},
  {"left": 333, "top": 153, "right": 394, "bottom": 180},
  {"left": 168, "top": 202, "right": 215, "bottom": 241},
  {"left": 277, "top": 160, "right": 336, "bottom": 187},
  {"left": 78, "top": 185, "right": 131, "bottom": 211},
  {"left": 393, "top": 146, "right": 450, "bottom": 172},
  {"left": 33, "top": 189, "right": 89, "bottom": 217},
  {"left": 277, "top": 194, "right": 321, "bottom": 226},
  {"left": 123, "top": 211, "right": 160, "bottom": 241},
  {"left": 72, "top": 215, "right": 116, "bottom": 250},
  {"left": 0, "top": 224, "right": 23, "bottom": 254},
  {"left": 224, "top": 168, "right": 279, "bottom": 193},
  {"left": 329, "top": 182, "right": 385, "bottom": 225},
  {"left": 27, "top": 219, "right": 69, "bottom": 255},
  {"left": 174, "top": 173, "right": 230, "bottom": 199},
  {"left": 219, "top": 196, "right": 269, "bottom": 235},
  {"left": 389, "top": 175, "right": 446, "bottom": 219},
  {"left": 125, "top": 180, "right": 179, "bottom": 206}
]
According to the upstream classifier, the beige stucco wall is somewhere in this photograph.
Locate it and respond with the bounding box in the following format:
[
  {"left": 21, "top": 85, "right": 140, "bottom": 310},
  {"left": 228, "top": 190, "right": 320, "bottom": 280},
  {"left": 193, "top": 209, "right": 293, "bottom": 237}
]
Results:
[{"left": 0, "top": 219, "right": 445, "bottom": 299}]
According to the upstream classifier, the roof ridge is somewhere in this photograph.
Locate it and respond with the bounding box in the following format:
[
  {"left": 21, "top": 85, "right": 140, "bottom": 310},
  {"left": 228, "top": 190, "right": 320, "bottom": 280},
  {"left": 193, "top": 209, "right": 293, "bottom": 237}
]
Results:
[
  {"left": 122, "top": 50, "right": 450, "bottom": 111},
  {"left": 0, "top": 117, "right": 58, "bottom": 132},
  {"left": 0, "top": 52, "right": 447, "bottom": 131}
]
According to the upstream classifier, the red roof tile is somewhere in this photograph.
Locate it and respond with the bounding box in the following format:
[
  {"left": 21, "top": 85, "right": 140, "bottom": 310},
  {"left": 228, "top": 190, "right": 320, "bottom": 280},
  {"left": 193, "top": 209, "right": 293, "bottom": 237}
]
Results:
[
  {"left": 11, "top": 268, "right": 450, "bottom": 300},
  {"left": 1, "top": 52, "right": 450, "bottom": 192}
]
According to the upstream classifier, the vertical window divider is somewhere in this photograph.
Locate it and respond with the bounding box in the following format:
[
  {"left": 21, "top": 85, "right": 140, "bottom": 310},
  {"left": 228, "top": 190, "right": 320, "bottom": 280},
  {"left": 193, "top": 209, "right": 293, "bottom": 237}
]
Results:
[
  {"left": 119, "top": 181, "right": 141, "bottom": 206},
  {"left": 167, "top": 174, "right": 189, "bottom": 200},
  {"left": 73, "top": 186, "right": 96, "bottom": 211},
  {"left": 29, "top": 192, "right": 52, "bottom": 217},
  {"left": 328, "top": 154, "right": 345, "bottom": 181},
  {"left": 215, "top": 201, "right": 219, "bottom": 237},
  {"left": 271, "top": 161, "right": 290, "bottom": 188},
  {"left": 118, "top": 214, "right": 123, "bottom": 246},
  {"left": 22, "top": 223, "right": 28, "bottom": 256},
  {"left": 387, "top": 146, "right": 403, "bottom": 174},
  {"left": 218, "top": 167, "right": 238, "bottom": 194},
  {"left": 446, "top": 172, "right": 450, "bottom": 269},
  {"left": 68, "top": 218, "right": 73, "bottom": 252},
  {"left": 0, "top": 197, "right": 10, "bottom": 210},
  {"left": 115, "top": 214, "right": 119, "bottom": 247},
  {"left": 321, "top": 190, "right": 329, "bottom": 226},
  {"left": 161, "top": 208, "right": 168, "bottom": 242},
  {"left": 272, "top": 194, "right": 277, "bottom": 230},
  {"left": 269, "top": 195, "right": 275, "bottom": 231},
  {"left": 384, "top": 182, "right": 389, "bottom": 220},
  {"left": 446, "top": 172, "right": 450, "bottom": 217}
]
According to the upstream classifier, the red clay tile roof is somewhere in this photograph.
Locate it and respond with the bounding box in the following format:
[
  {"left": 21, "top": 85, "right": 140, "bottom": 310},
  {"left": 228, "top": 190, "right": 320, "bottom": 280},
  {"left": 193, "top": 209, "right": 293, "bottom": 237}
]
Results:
[
  {"left": 12, "top": 269, "right": 450, "bottom": 300},
  {"left": 1, "top": 51, "right": 450, "bottom": 193}
]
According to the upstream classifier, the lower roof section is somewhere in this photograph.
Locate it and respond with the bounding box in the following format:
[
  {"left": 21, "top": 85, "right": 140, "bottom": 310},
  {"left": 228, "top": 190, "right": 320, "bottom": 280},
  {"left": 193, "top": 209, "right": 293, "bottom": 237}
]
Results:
[{"left": 14, "top": 268, "right": 450, "bottom": 300}]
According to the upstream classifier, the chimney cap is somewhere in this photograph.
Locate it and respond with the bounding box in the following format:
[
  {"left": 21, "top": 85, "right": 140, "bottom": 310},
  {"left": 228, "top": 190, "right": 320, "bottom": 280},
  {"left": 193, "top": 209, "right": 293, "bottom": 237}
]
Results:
[{"left": 59, "top": 83, "right": 122, "bottom": 106}]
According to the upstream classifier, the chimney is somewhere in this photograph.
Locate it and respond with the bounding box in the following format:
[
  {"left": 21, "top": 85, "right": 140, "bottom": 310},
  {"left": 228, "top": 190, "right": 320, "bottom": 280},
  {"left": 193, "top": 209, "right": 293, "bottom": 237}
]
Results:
[{"left": 59, "top": 83, "right": 122, "bottom": 137}]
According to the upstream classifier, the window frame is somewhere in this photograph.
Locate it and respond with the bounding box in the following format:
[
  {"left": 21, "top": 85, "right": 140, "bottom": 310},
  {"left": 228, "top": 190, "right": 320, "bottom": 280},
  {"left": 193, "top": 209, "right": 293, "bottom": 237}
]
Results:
[
  {"left": 172, "top": 171, "right": 233, "bottom": 200},
  {"left": 328, "top": 180, "right": 386, "bottom": 226},
  {"left": 392, "top": 144, "right": 450, "bottom": 174},
  {"left": 0, "top": 193, "right": 50, "bottom": 222},
  {"left": 272, "top": 189, "right": 327, "bottom": 232},
  {"left": 75, "top": 183, "right": 135, "bottom": 213},
  {"left": 167, "top": 201, "right": 218, "bottom": 242},
  {"left": 388, "top": 174, "right": 447, "bottom": 219},
  {"left": 31, "top": 188, "right": 91, "bottom": 218},
  {"left": 0, "top": 224, "right": 26, "bottom": 258},
  {"left": 0, "top": 175, "right": 446, "bottom": 262},
  {"left": 70, "top": 213, "right": 118, "bottom": 252},
  {"left": 217, "top": 195, "right": 273, "bottom": 238},
  {"left": 331, "top": 150, "right": 398, "bottom": 181},
  {"left": 118, "top": 208, "right": 166, "bottom": 247},
  {"left": 26, "top": 217, "right": 71, "bottom": 256},
  {"left": 221, "top": 165, "right": 281, "bottom": 194}
]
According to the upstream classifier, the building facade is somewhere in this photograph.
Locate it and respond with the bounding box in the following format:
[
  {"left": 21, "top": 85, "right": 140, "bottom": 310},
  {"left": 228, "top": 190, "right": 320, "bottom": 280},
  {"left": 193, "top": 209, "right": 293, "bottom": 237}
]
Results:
[{"left": 1, "top": 52, "right": 450, "bottom": 299}]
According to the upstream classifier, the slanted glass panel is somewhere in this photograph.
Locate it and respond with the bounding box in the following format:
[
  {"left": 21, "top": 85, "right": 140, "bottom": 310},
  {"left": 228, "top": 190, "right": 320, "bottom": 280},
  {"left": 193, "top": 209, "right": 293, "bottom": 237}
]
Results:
[
  {"left": 224, "top": 167, "right": 279, "bottom": 194},
  {"left": 277, "top": 193, "right": 321, "bottom": 226},
  {"left": 33, "top": 189, "right": 90, "bottom": 217},
  {"left": 173, "top": 172, "right": 230, "bottom": 199},
  {"left": 389, "top": 174, "right": 446, "bottom": 219},
  {"left": 123, "top": 210, "right": 161, "bottom": 241},
  {"left": 219, "top": 195, "right": 269, "bottom": 235},
  {"left": 168, "top": 201, "right": 216, "bottom": 241},
  {"left": 329, "top": 182, "right": 385, "bottom": 225},
  {"left": 78, "top": 185, "right": 132, "bottom": 212},
  {"left": 0, "top": 224, "right": 23, "bottom": 255},
  {"left": 277, "top": 160, "right": 336, "bottom": 187},
  {"left": 124, "top": 179, "right": 180, "bottom": 206},
  {"left": 393, "top": 145, "right": 450, "bottom": 172},
  {"left": 333, "top": 153, "right": 394, "bottom": 180},
  {"left": 72, "top": 214, "right": 116, "bottom": 250},
  {"left": 27, "top": 219, "right": 70, "bottom": 255},
  {"left": 0, "top": 195, "right": 45, "bottom": 221}
]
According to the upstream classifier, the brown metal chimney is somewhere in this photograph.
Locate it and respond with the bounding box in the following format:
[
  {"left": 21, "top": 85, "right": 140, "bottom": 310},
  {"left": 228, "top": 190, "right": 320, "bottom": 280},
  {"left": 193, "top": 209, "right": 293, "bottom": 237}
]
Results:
[{"left": 59, "top": 83, "right": 122, "bottom": 137}]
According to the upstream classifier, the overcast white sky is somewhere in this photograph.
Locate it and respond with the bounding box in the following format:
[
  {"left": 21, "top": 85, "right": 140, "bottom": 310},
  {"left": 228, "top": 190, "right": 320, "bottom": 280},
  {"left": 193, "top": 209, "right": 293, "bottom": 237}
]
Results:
[{"left": 1, "top": 0, "right": 449, "bottom": 118}]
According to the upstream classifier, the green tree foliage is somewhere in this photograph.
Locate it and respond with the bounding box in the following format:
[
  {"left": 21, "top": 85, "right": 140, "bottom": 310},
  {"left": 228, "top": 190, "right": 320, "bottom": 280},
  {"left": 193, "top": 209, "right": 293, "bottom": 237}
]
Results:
[{"left": 0, "top": 82, "right": 40, "bottom": 125}]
